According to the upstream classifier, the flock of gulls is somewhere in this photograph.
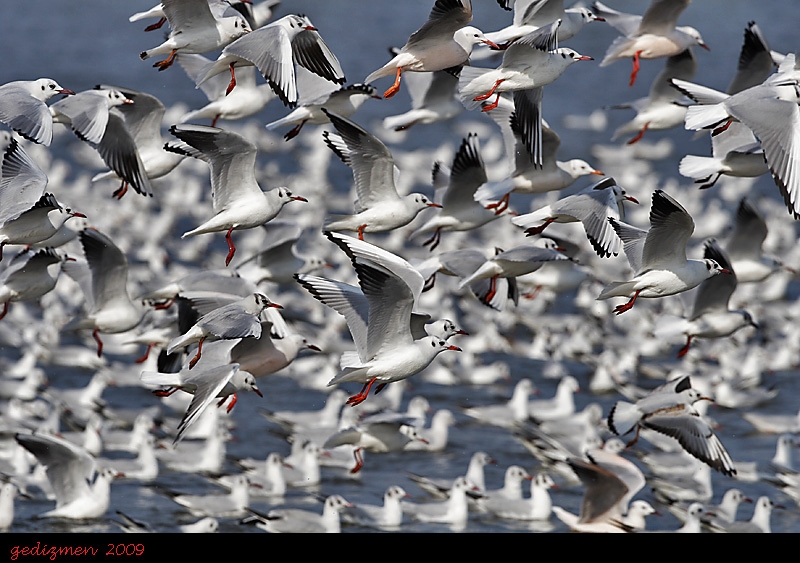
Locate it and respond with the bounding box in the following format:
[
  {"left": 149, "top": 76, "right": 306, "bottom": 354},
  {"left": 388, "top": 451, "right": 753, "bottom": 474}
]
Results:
[{"left": 1, "top": 0, "right": 800, "bottom": 534}]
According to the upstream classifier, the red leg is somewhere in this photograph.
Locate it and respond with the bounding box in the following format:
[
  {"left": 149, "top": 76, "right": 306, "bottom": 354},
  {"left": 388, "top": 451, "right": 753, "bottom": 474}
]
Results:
[
  {"left": 154, "top": 49, "right": 177, "bottom": 71},
  {"left": 144, "top": 17, "right": 166, "bottom": 32},
  {"left": 523, "top": 286, "right": 542, "bottom": 300},
  {"left": 153, "top": 296, "right": 176, "bottom": 310},
  {"left": 188, "top": 337, "right": 205, "bottom": 370},
  {"left": 485, "top": 193, "right": 510, "bottom": 215},
  {"left": 625, "top": 425, "right": 641, "bottom": 448},
  {"left": 152, "top": 387, "right": 178, "bottom": 397},
  {"left": 357, "top": 224, "right": 367, "bottom": 241},
  {"left": 225, "top": 62, "right": 237, "bottom": 96},
  {"left": 113, "top": 181, "right": 128, "bottom": 199},
  {"left": 480, "top": 92, "right": 502, "bottom": 112},
  {"left": 211, "top": 114, "right": 220, "bottom": 127},
  {"left": 346, "top": 378, "right": 378, "bottom": 406},
  {"left": 350, "top": 447, "right": 364, "bottom": 474},
  {"left": 483, "top": 275, "right": 499, "bottom": 305},
  {"left": 524, "top": 217, "right": 555, "bottom": 237},
  {"left": 0, "top": 301, "right": 8, "bottom": 321},
  {"left": 135, "top": 343, "right": 154, "bottom": 364},
  {"left": 224, "top": 227, "right": 236, "bottom": 266},
  {"left": 627, "top": 122, "right": 650, "bottom": 145},
  {"left": 629, "top": 50, "right": 643, "bottom": 87},
  {"left": 383, "top": 68, "right": 402, "bottom": 99},
  {"left": 677, "top": 335, "right": 693, "bottom": 358},
  {"left": 225, "top": 393, "right": 238, "bottom": 413},
  {"left": 712, "top": 119, "right": 733, "bottom": 137},
  {"left": 474, "top": 79, "right": 505, "bottom": 102},
  {"left": 284, "top": 121, "right": 306, "bottom": 141},
  {"left": 93, "top": 327, "right": 104, "bottom": 358},
  {"left": 613, "top": 290, "right": 641, "bottom": 315}
]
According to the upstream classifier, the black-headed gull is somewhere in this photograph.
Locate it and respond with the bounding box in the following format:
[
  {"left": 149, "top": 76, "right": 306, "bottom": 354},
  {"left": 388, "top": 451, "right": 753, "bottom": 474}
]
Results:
[
  {"left": 592, "top": 0, "right": 708, "bottom": 87},
  {"left": 244, "top": 494, "right": 353, "bottom": 533},
  {"left": 482, "top": 472, "right": 555, "bottom": 522},
  {"left": 408, "top": 451, "right": 494, "bottom": 497},
  {"left": 0, "top": 78, "right": 74, "bottom": 145},
  {"left": 512, "top": 176, "right": 638, "bottom": 258},
  {"left": 0, "top": 133, "right": 85, "bottom": 260},
  {"left": 479, "top": 98, "right": 603, "bottom": 214},
  {"left": 166, "top": 292, "right": 281, "bottom": 368},
  {"left": 167, "top": 474, "right": 251, "bottom": 518},
  {"left": 139, "top": 0, "right": 251, "bottom": 71},
  {"left": 462, "top": 378, "right": 535, "bottom": 428},
  {"left": 724, "top": 198, "right": 787, "bottom": 283},
  {"left": 62, "top": 228, "right": 145, "bottom": 357},
  {"left": 607, "top": 375, "right": 736, "bottom": 476},
  {"left": 0, "top": 248, "right": 69, "bottom": 320},
  {"left": 487, "top": 0, "right": 603, "bottom": 46},
  {"left": 598, "top": 189, "right": 730, "bottom": 315},
  {"left": 295, "top": 232, "right": 461, "bottom": 405},
  {"left": 91, "top": 85, "right": 186, "bottom": 192},
  {"left": 718, "top": 496, "right": 782, "bottom": 533},
  {"left": 15, "top": 432, "right": 122, "bottom": 519},
  {"left": 365, "top": 0, "right": 497, "bottom": 99},
  {"left": 457, "top": 20, "right": 593, "bottom": 116},
  {"left": 654, "top": 239, "right": 757, "bottom": 358},
  {"left": 401, "top": 476, "right": 477, "bottom": 529},
  {"left": 725, "top": 21, "right": 777, "bottom": 96},
  {"left": 323, "top": 418, "right": 427, "bottom": 473},
  {"left": 342, "top": 485, "right": 409, "bottom": 530},
  {"left": 321, "top": 110, "right": 441, "bottom": 240},
  {"left": 611, "top": 48, "right": 697, "bottom": 144},
  {"left": 194, "top": 14, "right": 345, "bottom": 106},
  {"left": 265, "top": 72, "right": 379, "bottom": 140},
  {"left": 178, "top": 53, "right": 277, "bottom": 127},
  {"left": 164, "top": 124, "right": 308, "bottom": 266},
  {"left": 49, "top": 87, "right": 133, "bottom": 144},
  {"left": 409, "top": 133, "right": 501, "bottom": 250}
]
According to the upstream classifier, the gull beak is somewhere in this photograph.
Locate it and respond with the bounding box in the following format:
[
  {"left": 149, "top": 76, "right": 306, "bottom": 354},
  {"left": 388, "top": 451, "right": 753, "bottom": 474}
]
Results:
[
  {"left": 455, "top": 329, "right": 469, "bottom": 335},
  {"left": 482, "top": 39, "right": 501, "bottom": 50},
  {"left": 750, "top": 321, "right": 759, "bottom": 329},
  {"left": 306, "top": 343, "right": 322, "bottom": 352},
  {"left": 427, "top": 202, "right": 443, "bottom": 208},
  {"left": 292, "top": 196, "right": 308, "bottom": 202},
  {"left": 123, "top": 98, "right": 135, "bottom": 105},
  {"left": 304, "top": 25, "right": 318, "bottom": 31},
  {"left": 446, "top": 345, "right": 462, "bottom": 352},
  {"left": 590, "top": 169, "right": 604, "bottom": 175},
  {"left": 625, "top": 196, "right": 639, "bottom": 204},
  {"left": 253, "top": 387, "right": 263, "bottom": 398},
  {"left": 720, "top": 268, "right": 733, "bottom": 275},
  {"left": 699, "top": 41, "right": 710, "bottom": 51},
  {"left": 593, "top": 16, "right": 606, "bottom": 22},
  {"left": 268, "top": 302, "right": 283, "bottom": 309},
  {"left": 58, "top": 88, "right": 75, "bottom": 95},
  {"left": 71, "top": 211, "right": 87, "bottom": 218},
  {"left": 576, "top": 55, "right": 594, "bottom": 61}
]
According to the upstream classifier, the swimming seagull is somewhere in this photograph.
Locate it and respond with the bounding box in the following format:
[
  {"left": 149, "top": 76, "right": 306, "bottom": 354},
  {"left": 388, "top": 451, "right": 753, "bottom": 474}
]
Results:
[
  {"left": 598, "top": 189, "right": 730, "bottom": 315},
  {"left": 592, "top": 0, "right": 708, "bottom": 87},
  {"left": 0, "top": 78, "right": 74, "bottom": 145},
  {"left": 321, "top": 110, "right": 442, "bottom": 240},
  {"left": 365, "top": 0, "right": 498, "bottom": 99},
  {"left": 243, "top": 495, "right": 353, "bottom": 533},
  {"left": 139, "top": 0, "right": 251, "bottom": 71},
  {"left": 607, "top": 375, "right": 737, "bottom": 476},
  {"left": 295, "top": 232, "right": 462, "bottom": 406},
  {"left": 193, "top": 14, "right": 345, "bottom": 106},
  {"left": 15, "top": 432, "right": 122, "bottom": 519},
  {"left": 164, "top": 124, "right": 308, "bottom": 266},
  {"left": 512, "top": 176, "right": 639, "bottom": 258}
]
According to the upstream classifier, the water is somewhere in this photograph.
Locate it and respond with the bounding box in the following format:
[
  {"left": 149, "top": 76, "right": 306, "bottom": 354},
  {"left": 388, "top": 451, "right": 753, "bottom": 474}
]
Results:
[{"left": 2, "top": 0, "right": 800, "bottom": 534}]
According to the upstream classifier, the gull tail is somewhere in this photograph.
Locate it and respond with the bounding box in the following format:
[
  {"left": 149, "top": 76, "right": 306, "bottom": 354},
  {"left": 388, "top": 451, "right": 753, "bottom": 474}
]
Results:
[
  {"left": 653, "top": 314, "right": 691, "bottom": 340},
  {"left": 679, "top": 155, "right": 721, "bottom": 181},
  {"left": 597, "top": 280, "right": 636, "bottom": 300}
]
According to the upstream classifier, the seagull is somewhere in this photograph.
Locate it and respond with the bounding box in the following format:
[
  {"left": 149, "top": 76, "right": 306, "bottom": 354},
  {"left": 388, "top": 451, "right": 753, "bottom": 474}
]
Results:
[
  {"left": 244, "top": 495, "right": 353, "bottom": 533},
  {"left": 401, "top": 476, "right": 477, "bottom": 529},
  {"left": 193, "top": 14, "right": 345, "bottom": 105},
  {"left": 265, "top": 72, "right": 379, "bottom": 140},
  {"left": 488, "top": 0, "right": 603, "bottom": 47},
  {"left": 164, "top": 124, "right": 308, "bottom": 266},
  {"left": 611, "top": 48, "right": 698, "bottom": 144},
  {"left": 91, "top": 85, "right": 186, "bottom": 193},
  {"left": 592, "top": 0, "right": 709, "bottom": 87},
  {"left": 179, "top": 516, "right": 219, "bottom": 533},
  {"left": 15, "top": 432, "right": 122, "bottom": 519},
  {"left": 407, "top": 451, "right": 495, "bottom": 497},
  {"left": 482, "top": 472, "right": 555, "bottom": 522},
  {"left": 597, "top": 189, "right": 730, "bottom": 314},
  {"left": 323, "top": 418, "right": 427, "bottom": 473},
  {"left": 408, "top": 133, "right": 501, "bottom": 250},
  {"left": 462, "top": 378, "right": 535, "bottom": 428},
  {"left": 49, "top": 87, "right": 153, "bottom": 198},
  {"left": 321, "top": 110, "right": 442, "bottom": 240},
  {"left": 457, "top": 19, "right": 593, "bottom": 119},
  {"left": 168, "top": 474, "right": 251, "bottom": 518},
  {"left": 0, "top": 133, "right": 85, "bottom": 260},
  {"left": 177, "top": 53, "right": 278, "bottom": 127},
  {"left": 512, "top": 176, "right": 639, "bottom": 258},
  {"left": 295, "top": 232, "right": 461, "bottom": 406},
  {"left": 342, "top": 485, "right": 410, "bottom": 530},
  {"left": 654, "top": 239, "right": 757, "bottom": 358},
  {"left": 365, "top": 0, "right": 498, "bottom": 99},
  {"left": 166, "top": 292, "right": 281, "bottom": 369},
  {"left": 0, "top": 248, "right": 69, "bottom": 320},
  {"left": 718, "top": 496, "right": 782, "bottom": 533},
  {"left": 0, "top": 78, "right": 74, "bottom": 145},
  {"left": 724, "top": 198, "right": 787, "bottom": 283},
  {"left": 478, "top": 98, "right": 603, "bottom": 214},
  {"left": 62, "top": 228, "right": 145, "bottom": 358},
  {"left": 139, "top": 0, "right": 252, "bottom": 71},
  {"left": 607, "top": 375, "right": 737, "bottom": 476}
]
